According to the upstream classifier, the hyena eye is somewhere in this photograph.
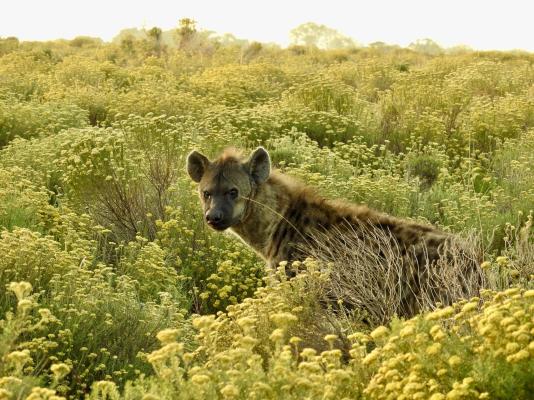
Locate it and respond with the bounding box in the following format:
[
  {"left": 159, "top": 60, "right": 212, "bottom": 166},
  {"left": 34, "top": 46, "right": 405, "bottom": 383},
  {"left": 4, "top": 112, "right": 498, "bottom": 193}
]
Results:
[
  {"left": 203, "top": 191, "right": 211, "bottom": 199},
  {"left": 228, "top": 188, "right": 238, "bottom": 199}
]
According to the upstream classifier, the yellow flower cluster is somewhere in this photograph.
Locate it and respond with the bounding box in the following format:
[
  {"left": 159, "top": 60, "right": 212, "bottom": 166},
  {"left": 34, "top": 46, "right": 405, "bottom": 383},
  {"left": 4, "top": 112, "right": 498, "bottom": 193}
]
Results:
[
  {"left": 364, "top": 288, "right": 534, "bottom": 400},
  {"left": 136, "top": 274, "right": 533, "bottom": 400}
]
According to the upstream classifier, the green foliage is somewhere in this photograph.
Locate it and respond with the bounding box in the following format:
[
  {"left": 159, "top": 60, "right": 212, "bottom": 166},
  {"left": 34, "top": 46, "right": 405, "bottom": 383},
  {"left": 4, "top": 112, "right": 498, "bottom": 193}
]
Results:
[
  {"left": 405, "top": 152, "right": 442, "bottom": 187},
  {"left": 0, "top": 101, "right": 88, "bottom": 146}
]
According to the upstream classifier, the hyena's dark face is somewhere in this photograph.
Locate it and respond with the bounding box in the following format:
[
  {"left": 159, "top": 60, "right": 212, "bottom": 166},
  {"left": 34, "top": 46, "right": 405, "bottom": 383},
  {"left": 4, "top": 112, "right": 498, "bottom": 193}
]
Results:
[{"left": 186, "top": 147, "right": 270, "bottom": 231}]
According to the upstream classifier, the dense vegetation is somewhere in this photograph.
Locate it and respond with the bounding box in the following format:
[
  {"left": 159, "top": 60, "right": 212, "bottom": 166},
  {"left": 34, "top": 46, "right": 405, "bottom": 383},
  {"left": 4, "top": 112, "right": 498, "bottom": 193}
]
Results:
[{"left": 0, "top": 29, "right": 533, "bottom": 399}]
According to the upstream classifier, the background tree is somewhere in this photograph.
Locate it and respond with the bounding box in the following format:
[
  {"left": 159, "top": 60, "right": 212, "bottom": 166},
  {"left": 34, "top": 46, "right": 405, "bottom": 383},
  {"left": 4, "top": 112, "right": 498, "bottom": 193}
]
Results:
[
  {"left": 0, "top": 37, "right": 19, "bottom": 55},
  {"left": 241, "top": 41, "right": 263, "bottom": 63},
  {"left": 113, "top": 28, "right": 147, "bottom": 42},
  {"left": 148, "top": 26, "right": 164, "bottom": 55},
  {"left": 290, "top": 22, "right": 359, "bottom": 49},
  {"left": 119, "top": 33, "right": 136, "bottom": 55},
  {"left": 408, "top": 38, "right": 443, "bottom": 55},
  {"left": 176, "top": 18, "right": 197, "bottom": 50},
  {"left": 215, "top": 33, "right": 247, "bottom": 47}
]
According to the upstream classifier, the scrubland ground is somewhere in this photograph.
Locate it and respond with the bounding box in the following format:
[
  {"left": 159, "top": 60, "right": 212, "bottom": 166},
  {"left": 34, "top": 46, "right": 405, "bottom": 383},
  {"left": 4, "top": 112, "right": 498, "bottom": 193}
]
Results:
[{"left": 0, "top": 35, "right": 533, "bottom": 399}]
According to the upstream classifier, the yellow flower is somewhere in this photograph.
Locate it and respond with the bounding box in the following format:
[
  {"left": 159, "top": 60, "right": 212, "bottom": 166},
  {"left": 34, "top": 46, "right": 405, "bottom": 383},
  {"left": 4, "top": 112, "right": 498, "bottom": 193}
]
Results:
[
  {"left": 17, "top": 299, "right": 34, "bottom": 314},
  {"left": 236, "top": 316, "right": 257, "bottom": 330},
  {"left": 26, "top": 387, "right": 65, "bottom": 400},
  {"left": 269, "top": 328, "right": 285, "bottom": 343},
  {"left": 463, "top": 377, "right": 474, "bottom": 386},
  {"left": 385, "top": 381, "right": 402, "bottom": 392},
  {"left": 289, "top": 336, "right": 302, "bottom": 345},
  {"left": 191, "top": 374, "right": 210, "bottom": 385},
  {"left": 347, "top": 332, "right": 368, "bottom": 343},
  {"left": 480, "top": 261, "right": 491, "bottom": 270},
  {"left": 504, "top": 288, "right": 520, "bottom": 296},
  {"left": 38, "top": 308, "right": 53, "bottom": 322},
  {"left": 324, "top": 334, "right": 338, "bottom": 344},
  {"left": 269, "top": 312, "right": 298, "bottom": 328},
  {"left": 448, "top": 355, "right": 462, "bottom": 367},
  {"left": 220, "top": 384, "right": 239, "bottom": 398},
  {"left": 400, "top": 325, "right": 415, "bottom": 338},
  {"left": 51, "top": 363, "right": 71, "bottom": 380},
  {"left": 370, "top": 326, "right": 389, "bottom": 340},
  {"left": 430, "top": 325, "right": 446, "bottom": 341},
  {"left": 0, "top": 377, "right": 22, "bottom": 386},
  {"left": 192, "top": 315, "right": 215, "bottom": 330},
  {"left": 251, "top": 382, "right": 272, "bottom": 394},
  {"left": 294, "top": 377, "right": 313, "bottom": 388},
  {"left": 6, "top": 349, "right": 32, "bottom": 370},
  {"left": 446, "top": 388, "right": 467, "bottom": 400},
  {"left": 505, "top": 342, "right": 520, "bottom": 354},
  {"left": 156, "top": 328, "right": 180, "bottom": 345},
  {"left": 506, "top": 349, "right": 530, "bottom": 363},
  {"left": 461, "top": 302, "right": 478, "bottom": 313},
  {"left": 141, "top": 395, "right": 160, "bottom": 400},
  {"left": 426, "top": 343, "right": 442, "bottom": 355},
  {"left": 300, "top": 348, "right": 317, "bottom": 359},
  {"left": 363, "top": 349, "right": 380, "bottom": 365},
  {"left": 496, "top": 256, "right": 508, "bottom": 266},
  {"left": 298, "top": 361, "right": 323, "bottom": 374},
  {"left": 426, "top": 306, "right": 454, "bottom": 321},
  {"left": 8, "top": 281, "right": 32, "bottom": 301},
  {"left": 239, "top": 335, "right": 257, "bottom": 348}
]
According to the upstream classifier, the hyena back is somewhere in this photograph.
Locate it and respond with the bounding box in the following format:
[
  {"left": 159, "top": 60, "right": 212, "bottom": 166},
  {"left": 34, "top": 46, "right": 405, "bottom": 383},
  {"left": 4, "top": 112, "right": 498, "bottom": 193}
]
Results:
[{"left": 187, "top": 147, "right": 484, "bottom": 317}]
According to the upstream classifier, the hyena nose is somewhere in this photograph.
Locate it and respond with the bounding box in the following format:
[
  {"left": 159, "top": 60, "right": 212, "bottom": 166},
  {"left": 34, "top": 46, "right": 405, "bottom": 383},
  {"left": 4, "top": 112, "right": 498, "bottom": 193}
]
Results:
[{"left": 206, "top": 210, "right": 223, "bottom": 224}]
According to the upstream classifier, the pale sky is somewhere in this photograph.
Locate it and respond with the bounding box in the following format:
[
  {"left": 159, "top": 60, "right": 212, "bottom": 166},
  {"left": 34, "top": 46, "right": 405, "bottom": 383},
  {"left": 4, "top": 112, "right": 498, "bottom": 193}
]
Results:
[{"left": 1, "top": 0, "right": 533, "bottom": 51}]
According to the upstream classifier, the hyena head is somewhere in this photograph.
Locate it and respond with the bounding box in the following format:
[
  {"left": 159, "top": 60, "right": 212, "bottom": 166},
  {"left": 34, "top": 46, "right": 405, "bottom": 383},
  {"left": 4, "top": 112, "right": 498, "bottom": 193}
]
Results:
[{"left": 186, "top": 147, "right": 270, "bottom": 231}]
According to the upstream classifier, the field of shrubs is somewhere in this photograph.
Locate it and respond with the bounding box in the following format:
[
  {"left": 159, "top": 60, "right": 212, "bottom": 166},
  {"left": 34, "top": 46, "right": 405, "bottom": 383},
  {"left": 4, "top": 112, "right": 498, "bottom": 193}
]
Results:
[{"left": 0, "top": 32, "right": 534, "bottom": 399}]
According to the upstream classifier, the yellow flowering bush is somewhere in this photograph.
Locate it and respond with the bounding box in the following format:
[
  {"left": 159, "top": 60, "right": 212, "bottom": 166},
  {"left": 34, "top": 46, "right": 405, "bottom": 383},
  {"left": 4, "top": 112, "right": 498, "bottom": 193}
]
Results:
[
  {"left": 0, "top": 229, "right": 75, "bottom": 302},
  {"left": 364, "top": 288, "right": 534, "bottom": 399},
  {"left": 120, "top": 279, "right": 533, "bottom": 400},
  {"left": 0, "top": 100, "right": 88, "bottom": 147}
]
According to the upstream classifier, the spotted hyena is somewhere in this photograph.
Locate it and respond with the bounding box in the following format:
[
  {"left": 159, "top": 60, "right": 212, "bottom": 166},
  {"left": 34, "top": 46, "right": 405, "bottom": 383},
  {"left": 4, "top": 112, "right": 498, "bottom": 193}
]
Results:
[{"left": 186, "top": 147, "right": 484, "bottom": 317}]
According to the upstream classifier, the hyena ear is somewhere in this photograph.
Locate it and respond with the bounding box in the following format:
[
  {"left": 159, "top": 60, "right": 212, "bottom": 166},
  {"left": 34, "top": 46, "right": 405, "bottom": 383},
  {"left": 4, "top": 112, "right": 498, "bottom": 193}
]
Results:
[
  {"left": 186, "top": 150, "right": 210, "bottom": 183},
  {"left": 246, "top": 147, "right": 271, "bottom": 184}
]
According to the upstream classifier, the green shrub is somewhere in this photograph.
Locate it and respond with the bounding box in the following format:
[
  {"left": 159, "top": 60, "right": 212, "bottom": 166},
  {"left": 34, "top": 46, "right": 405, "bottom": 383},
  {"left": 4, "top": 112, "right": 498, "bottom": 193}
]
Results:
[{"left": 0, "top": 101, "right": 88, "bottom": 147}]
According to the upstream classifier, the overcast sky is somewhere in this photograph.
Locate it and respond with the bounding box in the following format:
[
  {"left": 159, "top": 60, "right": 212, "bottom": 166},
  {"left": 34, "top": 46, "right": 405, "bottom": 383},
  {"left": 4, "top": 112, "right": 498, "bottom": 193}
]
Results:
[{"left": 1, "top": 0, "right": 533, "bottom": 51}]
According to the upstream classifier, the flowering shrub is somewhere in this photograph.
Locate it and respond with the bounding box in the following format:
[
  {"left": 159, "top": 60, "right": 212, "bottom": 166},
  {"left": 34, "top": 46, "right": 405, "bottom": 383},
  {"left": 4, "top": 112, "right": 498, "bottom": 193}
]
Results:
[
  {"left": 0, "top": 100, "right": 88, "bottom": 146},
  {"left": 119, "top": 274, "right": 534, "bottom": 400}
]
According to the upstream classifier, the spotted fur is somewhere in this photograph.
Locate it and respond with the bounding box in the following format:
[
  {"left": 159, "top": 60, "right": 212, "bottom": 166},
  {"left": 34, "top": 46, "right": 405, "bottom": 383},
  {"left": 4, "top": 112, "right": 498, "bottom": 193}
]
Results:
[{"left": 186, "top": 147, "right": 459, "bottom": 271}]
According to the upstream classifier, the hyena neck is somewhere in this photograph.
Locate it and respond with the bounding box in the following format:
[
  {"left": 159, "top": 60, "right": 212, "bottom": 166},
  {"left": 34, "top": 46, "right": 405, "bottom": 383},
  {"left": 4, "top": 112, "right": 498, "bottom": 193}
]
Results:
[{"left": 230, "top": 172, "right": 292, "bottom": 261}]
